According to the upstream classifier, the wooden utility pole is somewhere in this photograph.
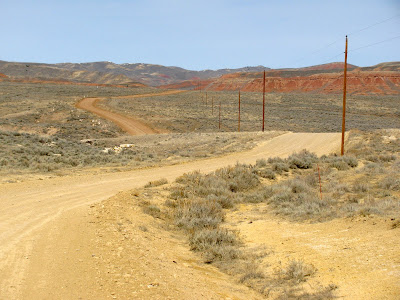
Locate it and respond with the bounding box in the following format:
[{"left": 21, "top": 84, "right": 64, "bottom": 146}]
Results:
[
  {"left": 219, "top": 102, "right": 221, "bottom": 130},
  {"left": 341, "top": 35, "right": 348, "bottom": 156},
  {"left": 262, "top": 70, "right": 266, "bottom": 132},
  {"left": 238, "top": 90, "right": 241, "bottom": 132}
]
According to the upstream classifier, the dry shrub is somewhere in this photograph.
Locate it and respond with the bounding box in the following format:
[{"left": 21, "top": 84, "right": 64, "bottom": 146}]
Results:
[
  {"left": 189, "top": 228, "right": 240, "bottom": 263},
  {"left": 279, "top": 260, "right": 316, "bottom": 283},
  {"left": 268, "top": 157, "right": 290, "bottom": 174},
  {"left": 175, "top": 199, "right": 224, "bottom": 230},
  {"left": 266, "top": 178, "right": 337, "bottom": 221},
  {"left": 341, "top": 198, "right": 400, "bottom": 218},
  {"left": 254, "top": 168, "right": 276, "bottom": 179},
  {"left": 142, "top": 204, "right": 161, "bottom": 218},
  {"left": 379, "top": 176, "right": 400, "bottom": 191},
  {"left": 144, "top": 178, "right": 168, "bottom": 188},
  {"left": 322, "top": 155, "right": 358, "bottom": 170},
  {"left": 256, "top": 158, "right": 267, "bottom": 167},
  {"left": 353, "top": 181, "right": 369, "bottom": 193},
  {"left": 215, "top": 163, "right": 260, "bottom": 192},
  {"left": 287, "top": 150, "right": 318, "bottom": 169}
]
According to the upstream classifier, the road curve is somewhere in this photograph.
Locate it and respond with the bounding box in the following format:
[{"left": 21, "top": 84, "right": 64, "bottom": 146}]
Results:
[
  {"left": 0, "top": 132, "right": 341, "bottom": 299},
  {"left": 75, "top": 90, "right": 185, "bottom": 135}
]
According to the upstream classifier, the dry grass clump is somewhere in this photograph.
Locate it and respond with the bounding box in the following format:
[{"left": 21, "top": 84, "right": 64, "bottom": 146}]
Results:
[
  {"left": 266, "top": 178, "right": 338, "bottom": 221},
  {"left": 142, "top": 204, "right": 162, "bottom": 218},
  {"left": 379, "top": 176, "right": 400, "bottom": 191},
  {"left": 278, "top": 260, "right": 316, "bottom": 284},
  {"left": 287, "top": 150, "right": 318, "bottom": 169},
  {"left": 189, "top": 228, "right": 240, "bottom": 263},
  {"left": 144, "top": 178, "right": 168, "bottom": 188},
  {"left": 321, "top": 155, "right": 358, "bottom": 170},
  {"left": 175, "top": 199, "right": 225, "bottom": 230},
  {"left": 171, "top": 165, "right": 261, "bottom": 206},
  {"left": 214, "top": 163, "right": 260, "bottom": 192}
]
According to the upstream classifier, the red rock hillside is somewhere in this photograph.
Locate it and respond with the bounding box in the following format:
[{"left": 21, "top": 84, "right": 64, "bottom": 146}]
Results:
[{"left": 161, "top": 62, "right": 400, "bottom": 95}]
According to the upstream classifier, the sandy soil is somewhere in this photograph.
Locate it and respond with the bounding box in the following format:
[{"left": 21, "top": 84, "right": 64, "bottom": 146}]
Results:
[
  {"left": 0, "top": 132, "right": 342, "bottom": 299},
  {"left": 226, "top": 204, "right": 400, "bottom": 299},
  {"left": 75, "top": 90, "right": 185, "bottom": 135}
]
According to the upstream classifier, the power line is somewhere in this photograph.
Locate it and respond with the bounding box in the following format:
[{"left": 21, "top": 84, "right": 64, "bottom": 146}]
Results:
[
  {"left": 348, "top": 13, "right": 400, "bottom": 37},
  {"left": 290, "top": 38, "right": 342, "bottom": 67},
  {"left": 273, "top": 13, "right": 400, "bottom": 69},
  {"left": 349, "top": 34, "right": 400, "bottom": 52}
]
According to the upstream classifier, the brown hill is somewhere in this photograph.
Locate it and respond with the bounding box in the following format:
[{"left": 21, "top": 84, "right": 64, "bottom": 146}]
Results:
[
  {"left": 0, "top": 61, "right": 140, "bottom": 85},
  {"left": 0, "top": 60, "right": 268, "bottom": 86},
  {"left": 0, "top": 72, "right": 7, "bottom": 78},
  {"left": 293, "top": 62, "right": 358, "bottom": 71},
  {"left": 55, "top": 62, "right": 269, "bottom": 86}
]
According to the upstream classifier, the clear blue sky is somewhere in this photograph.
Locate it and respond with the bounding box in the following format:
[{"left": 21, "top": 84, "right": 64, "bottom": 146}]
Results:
[{"left": 1, "top": 0, "right": 399, "bottom": 70}]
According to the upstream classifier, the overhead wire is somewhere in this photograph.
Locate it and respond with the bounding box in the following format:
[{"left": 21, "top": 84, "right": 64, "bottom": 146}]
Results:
[
  {"left": 347, "top": 13, "right": 400, "bottom": 37},
  {"left": 349, "top": 34, "right": 400, "bottom": 53},
  {"left": 281, "top": 13, "right": 400, "bottom": 68}
]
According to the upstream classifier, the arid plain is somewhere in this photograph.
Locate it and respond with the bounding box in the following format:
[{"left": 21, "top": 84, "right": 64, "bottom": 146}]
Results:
[{"left": 0, "top": 65, "right": 399, "bottom": 300}]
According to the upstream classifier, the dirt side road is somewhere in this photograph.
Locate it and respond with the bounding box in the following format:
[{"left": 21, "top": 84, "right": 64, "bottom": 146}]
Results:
[
  {"left": 75, "top": 90, "right": 185, "bottom": 135},
  {"left": 0, "top": 132, "right": 341, "bottom": 299}
]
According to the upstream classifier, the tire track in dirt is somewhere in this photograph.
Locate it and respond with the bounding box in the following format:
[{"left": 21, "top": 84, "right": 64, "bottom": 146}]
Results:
[
  {"left": 0, "top": 132, "right": 342, "bottom": 299},
  {"left": 75, "top": 90, "right": 185, "bottom": 135}
]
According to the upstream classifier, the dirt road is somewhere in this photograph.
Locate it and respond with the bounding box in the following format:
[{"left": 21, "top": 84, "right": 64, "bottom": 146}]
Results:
[
  {"left": 75, "top": 90, "right": 185, "bottom": 135},
  {"left": 0, "top": 132, "right": 341, "bottom": 299}
]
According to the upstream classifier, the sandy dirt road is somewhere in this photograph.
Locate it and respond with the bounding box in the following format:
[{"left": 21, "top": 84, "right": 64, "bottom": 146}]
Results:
[
  {"left": 0, "top": 132, "right": 342, "bottom": 299},
  {"left": 75, "top": 90, "right": 185, "bottom": 135}
]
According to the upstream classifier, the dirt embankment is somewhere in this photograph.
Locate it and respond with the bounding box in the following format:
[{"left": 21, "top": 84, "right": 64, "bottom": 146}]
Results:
[{"left": 75, "top": 90, "right": 186, "bottom": 135}]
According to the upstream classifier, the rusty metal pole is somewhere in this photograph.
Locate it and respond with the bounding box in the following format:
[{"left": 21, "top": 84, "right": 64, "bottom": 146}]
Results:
[
  {"left": 238, "top": 90, "right": 241, "bottom": 132},
  {"left": 219, "top": 102, "right": 221, "bottom": 130},
  {"left": 341, "top": 35, "right": 348, "bottom": 156},
  {"left": 262, "top": 70, "right": 266, "bottom": 132}
]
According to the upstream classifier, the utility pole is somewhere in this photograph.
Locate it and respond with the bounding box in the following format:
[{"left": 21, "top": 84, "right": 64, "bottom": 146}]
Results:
[
  {"left": 238, "top": 90, "right": 241, "bottom": 132},
  {"left": 341, "top": 35, "right": 348, "bottom": 156},
  {"left": 262, "top": 70, "right": 266, "bottom": 132},
  {"left": 212, "top": 97, "right": 214, "bottom": 114},
  {"left": 206, "top": 92, "right": 208, "bottom": 106}
]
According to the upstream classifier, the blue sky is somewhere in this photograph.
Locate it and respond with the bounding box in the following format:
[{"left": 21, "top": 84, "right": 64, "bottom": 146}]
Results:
[{"left": 0, "top": 0, "right": 399, "bottom": 70}]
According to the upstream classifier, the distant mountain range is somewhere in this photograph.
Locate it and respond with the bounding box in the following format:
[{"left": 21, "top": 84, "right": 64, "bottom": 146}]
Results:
[{"left": 0, "top": 60, "right": 268, "bottom": 86}]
